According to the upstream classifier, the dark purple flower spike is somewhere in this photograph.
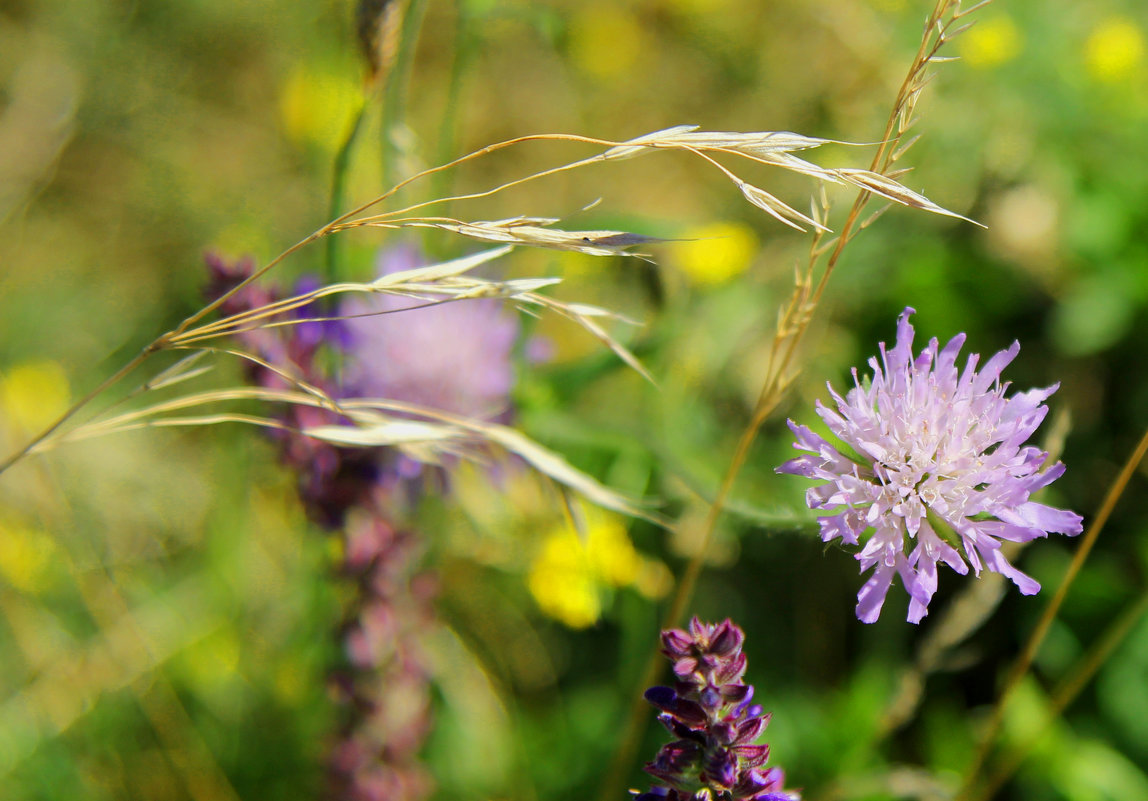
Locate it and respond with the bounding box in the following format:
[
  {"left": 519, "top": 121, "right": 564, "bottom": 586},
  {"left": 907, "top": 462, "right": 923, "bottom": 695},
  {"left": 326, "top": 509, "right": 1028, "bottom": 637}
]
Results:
[{"left": 637, "top": 617, "right": 799, "bottom": 801}]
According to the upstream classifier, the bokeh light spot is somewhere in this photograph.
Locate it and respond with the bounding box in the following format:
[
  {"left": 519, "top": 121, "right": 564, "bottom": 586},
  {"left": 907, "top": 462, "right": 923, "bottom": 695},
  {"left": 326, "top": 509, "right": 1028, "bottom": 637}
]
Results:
[
  {"left": 672, "top": 221, "right": 758, "bottom": 287},
  {"left": 527, "top": 512, "right": 667, "bottom": 628},
  {"left": 958, "top": 15, "right": 1023, "bottom": 69},
  {"left": 1085, "top": 18, "right": 1145, "bottom": 83},
  {"left": 568, "top": 5, "right": 645, "bottom": 81},
  {"left": 1, "top": 360, "right": 70, "bottom": 434},
  {"left": 0, "top": 522, "right": 58, "bottom": 594},
  {"left": 279, "top": 66, "right": 361, "bottom": 150}
]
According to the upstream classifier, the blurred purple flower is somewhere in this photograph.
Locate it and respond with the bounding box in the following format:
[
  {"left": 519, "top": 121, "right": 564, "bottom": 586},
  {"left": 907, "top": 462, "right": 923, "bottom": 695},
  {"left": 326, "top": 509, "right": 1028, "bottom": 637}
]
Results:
[
  {"left": 204, "top": 243, "right": 522, "bottom": 801},
  {"left": 328, "top": 512, "right": 437, "bottom": 801},
  {"left": 341, "top": 243, "right": 519, "bottom": 420},
  {"left": 777, "top": 307, "right": 1083, "bottom": 624},
  {"left": 640, "top": 618, "right": 799, "bottom": 801}
]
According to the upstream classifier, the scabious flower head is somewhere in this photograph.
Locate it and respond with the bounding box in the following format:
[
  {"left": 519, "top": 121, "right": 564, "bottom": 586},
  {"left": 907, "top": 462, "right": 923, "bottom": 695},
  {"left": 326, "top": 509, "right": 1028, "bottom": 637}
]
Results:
[
  {"left": 639, "top": 618, "right": 799, "bottom": 801},
  {"left": 204, "top": 243, "right": 523, "bottom": 523},
  {"left": 340, "top": 243, "right": 519, "bottom": 420},
  {"left": 777, "top": 308, "right": 1083, "bottom": 624}
]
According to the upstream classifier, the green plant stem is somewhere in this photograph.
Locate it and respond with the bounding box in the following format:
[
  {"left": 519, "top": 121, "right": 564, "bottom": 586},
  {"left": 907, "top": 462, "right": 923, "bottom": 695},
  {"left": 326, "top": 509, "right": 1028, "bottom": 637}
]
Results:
[
  {"left": 381, "top": 0, "right": 429, "bottom": 188},
  {"left": 957, "top": 425, "right": 1148, "bottom": 800},
  {"left": 326, "top": 100, "right": 370, "bottom": 283},
  {"left": 970, "top": 587, "right": 1148, "bottom": 801},
  {"left": 428, "top": 0, "right": 472, "bottom": 218}
]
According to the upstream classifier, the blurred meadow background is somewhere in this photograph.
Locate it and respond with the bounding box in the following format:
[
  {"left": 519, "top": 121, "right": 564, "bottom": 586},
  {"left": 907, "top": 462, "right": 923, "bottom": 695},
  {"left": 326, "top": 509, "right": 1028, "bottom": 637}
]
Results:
[{"left": 1, "top": 0, "right": 1147, "bottom": 800}]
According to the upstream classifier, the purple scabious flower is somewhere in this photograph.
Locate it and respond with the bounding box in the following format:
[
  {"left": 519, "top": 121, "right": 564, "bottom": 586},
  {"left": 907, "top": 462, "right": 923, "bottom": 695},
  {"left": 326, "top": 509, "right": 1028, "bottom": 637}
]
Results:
[
  {"left": 777, "top": 308, "right": 1083, "bottom": 624},
  {"left": 340, "top": 243, "right": 519, "bottom": 421},
  {"left": 640, "top": 618, "right": 799, "bottom": 801}
]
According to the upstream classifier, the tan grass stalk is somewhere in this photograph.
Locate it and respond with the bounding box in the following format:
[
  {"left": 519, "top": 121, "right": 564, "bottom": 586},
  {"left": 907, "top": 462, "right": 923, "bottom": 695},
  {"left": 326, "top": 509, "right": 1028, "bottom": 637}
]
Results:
[
  {"left": 956, "top": 425, "right": 1148, "bottom": 801},
  {"left": 45, "top": 376, "right": 661, "bottom": 525},
  {"left": 0, "top": 106, "right": 964, "bottom": 480},
  {"left": 970, "top": 588, "right": 1148, "bottom": 801},
  {"left": 333, "top": 215, "right": 668, "bottom": 257},
  {"left": 597, "top": 2, "right": 988, "bottom": 798}
]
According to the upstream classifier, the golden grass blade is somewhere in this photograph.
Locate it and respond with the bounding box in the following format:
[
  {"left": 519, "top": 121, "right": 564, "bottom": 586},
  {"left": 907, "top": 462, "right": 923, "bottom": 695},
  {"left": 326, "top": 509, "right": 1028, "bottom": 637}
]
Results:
[
  {"left": 369, "top": 244, "right": 514, "bottom": 285},
  {"left": 473, "top": 423, "right": 663, "bottom": 524},
  {"left": 835, "top": 167, "right": 982, "bottom": 224},
  {"left": 601, "top": 124, "right": 701, "bottom": 160},
  {"left": 140, "top": 351, "right": 214, "bottom": 392},
  {"left": 737, "top": 181, "right": 827, "bottom": 232},
  {"left": 304, "top": 419, "right": 462, "bottom": 447},
  {"left": 522, "top": 294, "right": 654, "bottom": 384},
  {"left": 379, "top": 217, "right": 664, "bottom": 257}
]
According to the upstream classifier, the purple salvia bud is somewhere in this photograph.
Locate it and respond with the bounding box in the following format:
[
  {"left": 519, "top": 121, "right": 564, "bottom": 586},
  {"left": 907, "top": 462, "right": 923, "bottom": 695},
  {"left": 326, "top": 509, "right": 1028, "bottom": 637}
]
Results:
[
  {"left": 733, "top": 715, "right": 767, "bottom": 745},
  {"left": 632, "top": 788, "right": 673, "bottom": 801},
  {"left": 720, "top": 679, "right": 748, "bottom": 697},
  {"left": 735, "top": 744, "right": 771, "bottom": 769},
  {"left": 715, "top": 652, "right": 747, "bottom": 685},
  {"left": 645, "top": 686, "right": 679, "bottom": 710},
  {"left": 645, "top": 687, "right": 709, "bottom": 726},
  {"left": 662, "top": 628, "right": 695, "bottom": 657},
  {"left": 641, "top": 619, "right": 799, "bottom": 800},
  {"left": 707, "top": 748, "right": 739, "bottom": 789},
  {"left": 711, "top": 719, "right": 737, "bottom": 746},
  {"left": 672, "top": 657, "right": 700, "bottom": 678},
  {"left": 709, "top": 619, "right": 743, "bottom": 656},
  {"left": 699, "top": 685, "right": 722, "bottom": 710}
]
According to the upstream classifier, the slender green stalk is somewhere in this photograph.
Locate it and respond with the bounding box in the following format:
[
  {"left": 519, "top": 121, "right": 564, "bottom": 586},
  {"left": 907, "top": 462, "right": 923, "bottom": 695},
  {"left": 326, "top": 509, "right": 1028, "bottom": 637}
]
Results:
[
  {"left": 381, "top": 0, "right": 430, "bottom": 188},
  {"left": 957, "top": 425, "right": 1148, "bottom": 800},
  {"left": 326, "top": 100, "right": 370, "bottom": 283},
  {"left": 969, "top": 587, "right": 1148, "bottom": 801},
  {"left": 428, "top": 0, "right": 472, "bottom": 212}
]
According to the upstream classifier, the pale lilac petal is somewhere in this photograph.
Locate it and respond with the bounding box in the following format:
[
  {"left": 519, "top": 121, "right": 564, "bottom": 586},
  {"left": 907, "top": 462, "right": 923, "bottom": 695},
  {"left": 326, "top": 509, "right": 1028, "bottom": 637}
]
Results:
[
  {"left": 1016, "top": 502, "right": 1084, "bottom": 535},
  {"left": 919, "top": 521, "right": 969, "bottom": 576},
  {"left": 979, "top": 515, "right": 1047, "bottom": 543},
  {"left": 818, "top": 511, "right": 863, "bottom": 545},
  {"left": 856, "top": 564, "right": 896, "bottom": 624},
  {"left": 973, "top": 342, "right": 1019, "bottom": 393},
  {"left": 981, "top": 547, "right": 1041, "bottom": 595}
]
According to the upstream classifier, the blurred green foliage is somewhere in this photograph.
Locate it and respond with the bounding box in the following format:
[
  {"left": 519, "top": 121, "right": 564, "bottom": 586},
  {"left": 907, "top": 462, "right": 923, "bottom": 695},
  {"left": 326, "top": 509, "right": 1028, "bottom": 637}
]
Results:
[{"left": 1, "top": 0, "right": 1147, "bottom": 800}]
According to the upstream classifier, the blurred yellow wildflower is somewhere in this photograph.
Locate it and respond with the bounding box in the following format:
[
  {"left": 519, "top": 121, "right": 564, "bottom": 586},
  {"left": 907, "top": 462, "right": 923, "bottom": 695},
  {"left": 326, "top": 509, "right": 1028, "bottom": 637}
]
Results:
[
  {"left": 568, "top": 5, "right": 645, "bottom": 81},
  {"left": 0, "top": 360, "right": 69, "bottom": 434},
  {"left": 279, "top": 65, "right": 361, "bottom": 149},
  {"left": 0, "top": 520, "right": 59, "bottom": 594},
  {"left": 1085, "top": 18, "right": 1145, "bottom": 83},
  {"left": 672, "top": 221, "right": 758, "bottom": 287},
  {"left": 527, "top": 511, "right": 670, "bottom": 628},
  {"left": 958, "top": 15, "right": 1023, "bottom": 69}
]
